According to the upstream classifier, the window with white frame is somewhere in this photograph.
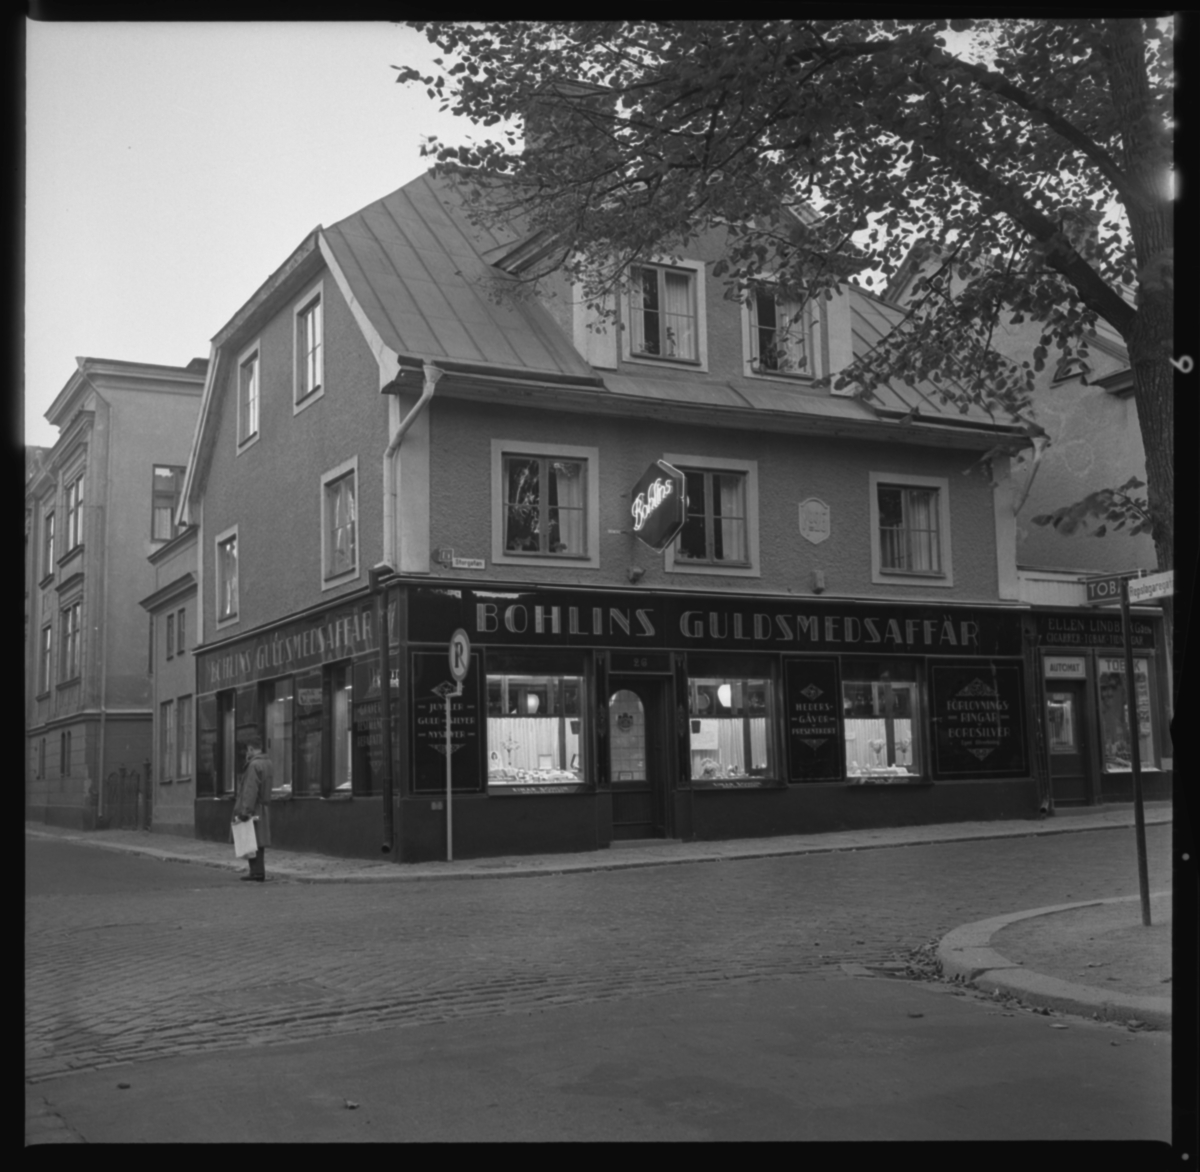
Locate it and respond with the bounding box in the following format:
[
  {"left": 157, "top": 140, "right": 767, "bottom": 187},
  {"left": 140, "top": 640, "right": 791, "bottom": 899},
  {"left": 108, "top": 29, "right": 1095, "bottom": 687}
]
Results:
[
  {"left": 238, "top": 347, "right": 260, "bottom": 446},
  {"left": 216, "top": 528, "right": 239, "bottom": 623},
  {"left": 492, "top": 440, "right": 600, "bottom": 568},
  {"left": 65, "top": 475, "right": 84, "bottom": 551},
  {"left": 295, "top": 285, "right": 324, "bottom": 407},
  {"left": 152, "top": 465, "right": 186, "bottom": 542},
  {"left": 746, "top": 285, "right": 816, "bottom": 376},
  {"left": 662, "top": 455, "right": 760, "bottom": 576},
  {"left": 39, "top": 625, "right": 52, "bottom": 693},
  {"left": 42, "top": 510, "right": 54, "bottom": 578},
  {"left": 868, "top": 473, "right": 953, "bottom": 586},
  {"left": 60, "top": 600, "right": 81, "bottom": 680},
  {"left": 628, "top": 263, "right": 702, "bottom": 364},
  {"left": 176, "top": 696, "right": 193, "bottom": 778},
  {"left": 321, "top": 461, "right": 358, "bottom": 584}
]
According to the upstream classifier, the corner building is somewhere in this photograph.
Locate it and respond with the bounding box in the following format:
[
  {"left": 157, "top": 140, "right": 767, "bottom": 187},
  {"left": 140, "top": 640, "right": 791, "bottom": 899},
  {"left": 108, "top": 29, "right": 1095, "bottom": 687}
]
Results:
[{"left": 182, "top": 171, "right": 1052, "bottom": 862}]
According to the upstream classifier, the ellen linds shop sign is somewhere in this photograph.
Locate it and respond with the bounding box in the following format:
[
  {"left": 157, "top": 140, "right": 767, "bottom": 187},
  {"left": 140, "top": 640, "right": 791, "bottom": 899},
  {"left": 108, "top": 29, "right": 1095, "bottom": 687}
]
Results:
[{"left": 411, "top": 586, "right": 1024, "bottom": 657}]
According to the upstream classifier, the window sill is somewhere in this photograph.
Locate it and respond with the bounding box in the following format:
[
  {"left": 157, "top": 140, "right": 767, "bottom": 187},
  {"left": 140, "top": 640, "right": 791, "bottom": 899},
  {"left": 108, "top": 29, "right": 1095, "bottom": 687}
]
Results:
[
  {"left": 630, "top": 352, "right": 701, "bottom": 367},
  {"left": 35, "top": 690, "right": 50, "bottom": 701},
  {"left": 236, "top": 433, "right": 260, "bottom": 455},
  {"left": 56, "top": 678, "right": 81, "bottom": 691},
  {"left": 321, "top": 569, "right": 360, "bottom": 591},
  {"left": 294, "top": 387, "right": 324, "bottom": 415},
  {"left": 157, "top": 777, "right": 174, "bottom": 785},
  {"left": 38, "top": 573, "right": 54, "bottom": 589},
  {"left": 878, "top": 569, "right": 946, "bottom": 579},
  {"left": 691, "top": 777, "right": 782, "bottom": 790},
  {"left": 846, "top": 777, "right": 932, "bottom": 787}
]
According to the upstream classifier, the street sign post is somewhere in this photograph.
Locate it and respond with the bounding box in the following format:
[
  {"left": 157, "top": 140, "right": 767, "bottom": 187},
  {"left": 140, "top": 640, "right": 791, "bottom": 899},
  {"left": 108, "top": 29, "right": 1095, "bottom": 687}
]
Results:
[{"left": 1087, "top": 571, "right": 1154, "bottom": 924}]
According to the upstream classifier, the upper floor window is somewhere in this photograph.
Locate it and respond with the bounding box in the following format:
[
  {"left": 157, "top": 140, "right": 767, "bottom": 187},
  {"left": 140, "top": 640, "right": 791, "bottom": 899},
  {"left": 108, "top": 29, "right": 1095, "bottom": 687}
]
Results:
[
  {"left": 664, "top": 454, "right": 760, "bottom": 577},
  {"left": 65, "top": 475, "right": 84, "bottom": 551},
  {"left": 176, "top": 607, "right": 186, "bottom": 655},
  {"left": 42, "top": 511, "right": 55, "bottom": 578},
  {"left": 747, "top": 286, "right": 815, "bottom": 376},
  {"left": 160, "top": 699, "right": 175, "bottom": 782},
  {"left": 216, "top": 528, "right": 239, "bottom": 623},
  {"left": 152, "top": 465, "right": 186, "bottom": 542},
  {"left": 60, "top": 600, "right": 81, "bottom": 681},
  {"left": 295, "top": 285, "right": 324, "bottom": 408},
  {"left": 238, "top": 347, "right": 260, "bottom": 448},
  {"left": 321, "top": 462, "right": 358, "bottom": 584},
  {"left": 869, "top": 473, "right": 954, "bottom": 587},
  {"left": 491, "top": 440, "right": 600, "bottom": 569},
  {"left": 39, "top": 625, "right": 52, "bottom": 693},
  {"left": 677, "top": 468, "right": 748, "bottom": 566},
  {"left": 165, "top": 611, "right": 175, "bottom": 660},
  {"left": 629, "top": 263, "right": 702, "bottom": 364}
]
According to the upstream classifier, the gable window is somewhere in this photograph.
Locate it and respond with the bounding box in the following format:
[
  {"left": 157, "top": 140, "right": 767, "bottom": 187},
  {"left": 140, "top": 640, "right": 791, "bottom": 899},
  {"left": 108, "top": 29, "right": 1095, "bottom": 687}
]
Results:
[
  {"left": 39, "top": 625, "right": 52, "bottom": 693},
  {"left": 295, "top": 286, "right": 324, "bottom": 408},
  {"left": 65, "top": 475, "right": 84, "bottom": 551},
  {"left": 238, "top": 347, "right": 260, "bottom": 447},
  {"left": 869, "top": 473, "right": 954, "bottom": 587},
  {"left": 60, "top": 601, "right": 81, "bottom": 681},
  {"left": 152, "top": 465, "right": 186, "bottom": 541},
  {"left": 216, "top": 528, "right": 239, "bottom": 623},
  {"left": 321, "top": 461, "right": 358, "bottom": 585},
  {"left": 677, "top": 468, "right": 748, "bottom": 565},
  {"left": 42, "top": 511, "right": 54, "bottom": 578},
  {"left": 492, "top": 441, "right": 600, "bottom": 569},
  {"left": 748, "top": 286, "right": 814, "bottom": 376},
  {"left": 629, "top": 264, "right": 700, "bottom": 363}
]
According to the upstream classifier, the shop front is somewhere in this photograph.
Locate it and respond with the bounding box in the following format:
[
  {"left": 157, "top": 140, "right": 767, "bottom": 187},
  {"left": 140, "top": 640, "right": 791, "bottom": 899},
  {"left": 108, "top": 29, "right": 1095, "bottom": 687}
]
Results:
[
  {"left": 1032, "top": 610, "right": 1172, "bottom": 807},
  {"left": 396, "top": 583, "right": 1039, "bottom": 863}
]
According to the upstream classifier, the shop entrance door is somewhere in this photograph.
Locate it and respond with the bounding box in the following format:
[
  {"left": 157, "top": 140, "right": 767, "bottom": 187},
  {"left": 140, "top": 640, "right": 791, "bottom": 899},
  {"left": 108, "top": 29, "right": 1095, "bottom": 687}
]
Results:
[
  {"left": 608, "top": 676, "right": 671, "bottom": 840},
  {"left": 1046, "top": 681, "right": 1090, "bottom": 804}
]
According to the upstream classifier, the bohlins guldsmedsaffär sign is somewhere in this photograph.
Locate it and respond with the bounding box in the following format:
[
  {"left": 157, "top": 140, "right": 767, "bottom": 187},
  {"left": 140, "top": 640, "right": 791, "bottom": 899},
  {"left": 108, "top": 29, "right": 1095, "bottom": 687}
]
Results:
[{"left": 629, "top": 460, "right": 686, "bottom": 552}]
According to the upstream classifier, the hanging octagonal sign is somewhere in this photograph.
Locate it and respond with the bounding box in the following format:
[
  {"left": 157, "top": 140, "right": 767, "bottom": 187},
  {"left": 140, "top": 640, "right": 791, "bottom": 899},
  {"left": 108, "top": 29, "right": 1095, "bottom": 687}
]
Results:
[{"left": 629, "top": 459, "right": 686, "bottom": 552}]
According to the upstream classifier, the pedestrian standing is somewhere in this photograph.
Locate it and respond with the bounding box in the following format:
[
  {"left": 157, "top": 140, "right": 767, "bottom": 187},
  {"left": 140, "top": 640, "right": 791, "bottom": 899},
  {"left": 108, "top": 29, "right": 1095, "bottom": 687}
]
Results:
[{"left": 233, "top": 731, "right": 273, "bottom": 881}]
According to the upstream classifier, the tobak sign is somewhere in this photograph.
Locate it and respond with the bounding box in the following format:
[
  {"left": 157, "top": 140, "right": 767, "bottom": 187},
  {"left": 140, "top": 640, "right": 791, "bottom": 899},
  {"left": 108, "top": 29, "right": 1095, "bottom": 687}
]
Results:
[{"left": 629, "top": 459, "right": 686, "bottom": 552}]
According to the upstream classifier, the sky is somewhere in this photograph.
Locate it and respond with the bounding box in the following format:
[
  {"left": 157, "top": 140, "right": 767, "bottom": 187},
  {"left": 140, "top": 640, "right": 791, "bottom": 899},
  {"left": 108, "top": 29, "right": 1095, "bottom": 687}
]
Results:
[{"left": 25, "top": 21, "right": 489, "bottom": 449}]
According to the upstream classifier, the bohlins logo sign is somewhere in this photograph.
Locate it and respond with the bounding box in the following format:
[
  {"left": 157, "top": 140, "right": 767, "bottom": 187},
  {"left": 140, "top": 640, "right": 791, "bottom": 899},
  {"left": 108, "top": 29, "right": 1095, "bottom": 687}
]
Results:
[{"left": 630, "top": 460, "right": 686, "bottom": 552}]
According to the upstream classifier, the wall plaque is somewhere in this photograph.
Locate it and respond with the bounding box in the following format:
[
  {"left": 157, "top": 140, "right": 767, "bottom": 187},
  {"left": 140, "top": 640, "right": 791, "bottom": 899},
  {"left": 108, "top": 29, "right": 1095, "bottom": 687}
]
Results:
[
  {"left": 798, "top": 498, "right": 831, "bottom": 545},
  {"left": 784, "top": 658, "right": 843, "bottom": 781}
]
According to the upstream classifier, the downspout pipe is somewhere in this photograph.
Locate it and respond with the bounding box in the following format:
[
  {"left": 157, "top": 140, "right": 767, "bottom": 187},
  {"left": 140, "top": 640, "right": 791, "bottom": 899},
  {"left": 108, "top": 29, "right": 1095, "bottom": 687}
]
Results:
[{"left": 382, "top": 361, "right": 444, "bottom": 572}]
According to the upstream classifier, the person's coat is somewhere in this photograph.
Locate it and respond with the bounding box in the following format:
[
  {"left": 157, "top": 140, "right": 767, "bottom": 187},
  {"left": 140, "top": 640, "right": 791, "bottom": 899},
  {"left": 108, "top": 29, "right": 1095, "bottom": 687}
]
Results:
[{"left": 233, "top": 749, "right": 273, "bottom": 848}]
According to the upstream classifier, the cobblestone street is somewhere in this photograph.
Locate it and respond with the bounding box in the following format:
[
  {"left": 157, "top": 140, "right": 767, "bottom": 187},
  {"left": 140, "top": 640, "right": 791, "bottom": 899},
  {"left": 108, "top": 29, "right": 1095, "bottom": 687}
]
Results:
[{"left": 26, "top": 822, "right": 1173, "bottom": 1085}]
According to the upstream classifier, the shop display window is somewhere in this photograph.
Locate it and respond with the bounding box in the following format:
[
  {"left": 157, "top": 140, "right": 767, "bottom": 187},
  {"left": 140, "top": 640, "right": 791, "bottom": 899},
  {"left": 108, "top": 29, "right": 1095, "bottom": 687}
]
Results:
[
  {"left": 486, "top": 672, "right": 585, "bottom": 788},
  {"left": 1096, "top": 657, "right": 1157, "bottom": 772},
  {"left": 687, "top": 675, "right": 774, "bottom": 781},
  {"left": 262, "top": 677, "right": 294, "bottom": 794},
  {"left": 842, "top": 659, "right": 921, "bottom": 779}
]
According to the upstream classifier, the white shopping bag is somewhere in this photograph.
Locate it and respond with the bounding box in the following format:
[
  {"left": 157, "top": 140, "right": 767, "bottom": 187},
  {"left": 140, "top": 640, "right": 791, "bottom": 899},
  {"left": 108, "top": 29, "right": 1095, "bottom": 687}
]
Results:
[{"left": 232, "top": 818, "right": 258, "bottom": 859}]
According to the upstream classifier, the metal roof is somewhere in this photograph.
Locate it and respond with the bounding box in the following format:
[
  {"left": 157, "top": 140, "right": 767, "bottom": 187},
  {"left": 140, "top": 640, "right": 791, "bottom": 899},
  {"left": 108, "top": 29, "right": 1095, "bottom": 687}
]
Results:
[{"left": 322, "top": 171, "right": 597, "bottom": 382}]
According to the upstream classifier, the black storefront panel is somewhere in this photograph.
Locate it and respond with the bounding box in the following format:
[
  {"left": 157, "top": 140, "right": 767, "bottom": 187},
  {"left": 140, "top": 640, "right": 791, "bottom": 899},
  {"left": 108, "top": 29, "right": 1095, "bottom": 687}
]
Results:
[
  {"left": 929, "top": 660, "right": 1028, "bottom": 778},
  {"left": 410, "top": 650, "right": 483, "bottom": 793},
  {"left": 783, "top": 658, "right": 843, "bottom": 782}
]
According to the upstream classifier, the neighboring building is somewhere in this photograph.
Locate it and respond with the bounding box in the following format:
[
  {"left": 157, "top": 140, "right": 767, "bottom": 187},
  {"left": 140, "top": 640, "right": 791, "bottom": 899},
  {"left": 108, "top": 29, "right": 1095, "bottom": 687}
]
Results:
[
  {"left": 177, "top": 169, "right": 1079, "bottom": 864},
  {"left": 885, "top": 241, "right": 1172, "bottom": 809},
  {"left": 25, "top": 357, "right": 206, "bottom": 829},
  {"left": 139, "top": 525, "right": 198, "bottom": 835}
]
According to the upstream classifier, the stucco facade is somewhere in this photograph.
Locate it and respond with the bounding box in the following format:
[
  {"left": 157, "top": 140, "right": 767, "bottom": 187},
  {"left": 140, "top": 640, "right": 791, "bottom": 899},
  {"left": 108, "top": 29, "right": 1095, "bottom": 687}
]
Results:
[{"left": 25, "top": 358, "right": 205, "bottom": 829}]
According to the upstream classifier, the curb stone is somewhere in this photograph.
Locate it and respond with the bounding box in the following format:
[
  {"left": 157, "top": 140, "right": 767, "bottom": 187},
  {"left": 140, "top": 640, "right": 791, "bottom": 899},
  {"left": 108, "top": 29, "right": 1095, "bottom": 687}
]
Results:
[{"left": 937, "top": 893, "right": 1172, "bottom": 1030}]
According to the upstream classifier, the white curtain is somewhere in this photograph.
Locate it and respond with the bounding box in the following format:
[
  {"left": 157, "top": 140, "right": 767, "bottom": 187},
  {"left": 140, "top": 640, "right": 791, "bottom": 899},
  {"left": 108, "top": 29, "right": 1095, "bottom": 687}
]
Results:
[
  {"left": 718, "top": 475, "right": 746, "bottom": 562},
  {"left": 778, "top": 300, "right": 808, "bottom": 372},
  {"left": 630, "top": 270, "right": 650, "bottom": 354},
  {"left": 488, "top": 717, "right": 578, "bottom": 772},
  {"left": 330, "top": 477, "right": 356, "bottom": 572},
  {"left": 663, "top": 269, "right": 694, "bottom": 358},
  {"left": 906, "top": 489, "right": 937, "bottom": 571},
  {"left": 551, "top": 461, "right": 585, "bottom": 554}
]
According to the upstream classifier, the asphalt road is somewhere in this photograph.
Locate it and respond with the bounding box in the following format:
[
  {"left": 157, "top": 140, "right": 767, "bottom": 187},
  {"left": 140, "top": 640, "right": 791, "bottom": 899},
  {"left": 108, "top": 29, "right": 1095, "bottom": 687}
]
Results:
[{"left": 26, "top": 826, "right": 1174, "bottom": 1142}]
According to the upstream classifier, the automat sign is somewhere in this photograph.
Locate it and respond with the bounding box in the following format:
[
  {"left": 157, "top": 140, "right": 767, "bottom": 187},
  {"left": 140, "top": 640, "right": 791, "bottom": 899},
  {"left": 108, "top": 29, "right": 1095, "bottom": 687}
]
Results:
[{"left": 629, "top": 460, "right": 686, "bottom": 552}]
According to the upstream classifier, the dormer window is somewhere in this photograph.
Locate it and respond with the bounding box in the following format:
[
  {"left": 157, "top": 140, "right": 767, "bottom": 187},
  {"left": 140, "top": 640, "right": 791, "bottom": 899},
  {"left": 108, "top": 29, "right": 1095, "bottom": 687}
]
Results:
[
  {"left": 747, "top": 286, "right": 816, "bottom": 377},
  {"left": 630, "top": 264, "right": 698, "bottom": 361}
]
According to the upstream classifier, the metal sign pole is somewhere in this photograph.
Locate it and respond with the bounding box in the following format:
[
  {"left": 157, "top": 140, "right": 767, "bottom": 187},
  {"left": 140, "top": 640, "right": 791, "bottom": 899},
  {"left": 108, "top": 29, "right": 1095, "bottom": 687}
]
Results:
[
  {"left": 445, "top": 689, "right": 454, "bottom": 862},
  {"left": 1120, "top": 576, "right": 1151, "bottom": 926}
]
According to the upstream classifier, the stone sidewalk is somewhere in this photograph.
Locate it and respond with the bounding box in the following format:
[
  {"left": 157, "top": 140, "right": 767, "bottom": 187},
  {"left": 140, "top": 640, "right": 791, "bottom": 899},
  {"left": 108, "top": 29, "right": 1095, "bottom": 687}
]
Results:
[{"left": 24, "top": 799, "right": 1173, "bottom": 884}]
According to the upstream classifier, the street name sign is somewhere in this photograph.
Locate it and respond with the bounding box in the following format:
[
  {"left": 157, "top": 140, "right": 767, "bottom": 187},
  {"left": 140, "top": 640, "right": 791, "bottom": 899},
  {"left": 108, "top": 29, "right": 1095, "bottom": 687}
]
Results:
[
  {"left": 1085, "top": 574, "right": 1134, "bottom": 604},
  {"left": 1126, "top": 570, "right": 1174, "bottom": 605}
]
